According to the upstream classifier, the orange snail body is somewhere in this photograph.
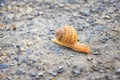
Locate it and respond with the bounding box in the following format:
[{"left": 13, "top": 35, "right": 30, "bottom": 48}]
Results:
[{"left": 51, "top": 26, "right": 91, "bottom": 54}]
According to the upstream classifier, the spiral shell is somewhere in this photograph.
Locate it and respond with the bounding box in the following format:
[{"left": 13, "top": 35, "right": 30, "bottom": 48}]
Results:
[{"left": 55, "top": 26, "right": 78, "bottom": 44}]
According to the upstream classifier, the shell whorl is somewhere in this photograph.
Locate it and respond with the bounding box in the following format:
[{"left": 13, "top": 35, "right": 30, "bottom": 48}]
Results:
[{"left": 55, "top": 26, "right": 78, "bottom": 44}]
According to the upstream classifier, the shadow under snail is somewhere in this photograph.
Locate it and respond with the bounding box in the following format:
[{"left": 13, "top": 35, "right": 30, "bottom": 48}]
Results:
[{"left": 51, "top": 26, "right": 91, "bottom": 54}]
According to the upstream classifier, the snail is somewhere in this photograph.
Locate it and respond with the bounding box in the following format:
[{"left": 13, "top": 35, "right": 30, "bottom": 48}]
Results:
[{"left": 51, "top": 26, "right": 91, "bottom": 54}]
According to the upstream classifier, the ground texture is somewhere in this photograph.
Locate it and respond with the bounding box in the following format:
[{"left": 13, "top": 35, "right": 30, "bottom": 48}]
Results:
[{"left": 0, "top": 0, "right": 120, "bottom": 80}]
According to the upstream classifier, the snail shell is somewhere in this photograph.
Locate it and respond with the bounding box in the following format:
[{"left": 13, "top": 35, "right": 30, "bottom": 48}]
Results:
[
  {"left": 55, "top": 26, "right": 78, "bottom": 44},
  {"left": 52, "top": 25, "right": 91, "bottom": 54}
]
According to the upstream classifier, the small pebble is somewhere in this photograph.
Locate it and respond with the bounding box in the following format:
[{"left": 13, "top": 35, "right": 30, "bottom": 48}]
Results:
[
  {"left": 16, "top": 44, "right": 22, "bottom": 48},
  {"left": 39, "top": 11, "right": 44, "bottom": 15},
  {"left": 58, "top": 66, "right": 63, "bottom": 69},
  {"left": 20, "top": 47, "right": 25, "bottom": 52},
  {"left": 15, "top": 70, "right": 24, "bottom": 75},
  {"left": 37, "top": 66, "right": 41, "bottom": 70},
  {"left": 10, "top": 62, "right": 15, "bottom": 66},
  {"left": 103, "top": 15, "right": 111, "bottom": 20},
  {"left": 48, "top": 70, "right": 57, "bottom": 76},
  {"left": 16, "top": 44, "right": 25, "bottom": 52},
  {"left": 21, "top": 57, "right": 27, "bottom": 63},
  {"left": 38, "top": 72, "right": 44, "bottom": 76},
  {"left": 56, "top": 66, "right": 64, "bottom": 73},
  {"left": 0, "top": 64, "right": 9, "bottom": 70},
  {"left": 72, "top": 70, "right": 81, "bottom": 77},
  {"left": 109, "top": 0, "right": 116, "bottom": 3},
  {"left": 14, "top": 57, "right": 19, "bottom": 61},
  {"left": 49, "top": 46, "right": 56, "bottom": 51},
  {"left": 30, "top": 72, "right": 36, "bottom": 77},
  {"left": 87, "top": 57, "right": 93, "bottom": 61},
  {"left": 98, "top": 5, "right": 106, "bottom": 12},
  {"left": 6, "top": 14, "right": 14, "bottom": 20},
  {"left": 26, "top": 7, "right": 33, "bottom": 14},
  {"left": 26, "top": 48, "right": 32, "bottom": 55},
  {"left": 99, "top": 38, "right": 108, "bottom": 43},
  {"left": 79, "top": 11, "right": 90, "bottom": 17},
  {"left": 115, "top": 68, "right": 120, "bottom": 75},
  {"left": 66, "top": 61, "right": 71, "bottom": 67},
  {"left": 93, "top": 49, "right": 101, "bottom": 55},
  {"left": 7, "top": 5, "right": 12, "bottom": 10},
  {"left": 6, "top": 76, "right": 12, "bottom": 80},
  {"left": 11, "top": 25, "right": 16, "bottom": 30},
  {"left": 94, "top": 75, "right": 104, "bottom": 80},
  {"left": 16, "top": 50, "right": 22, "bottom": 55},
  {"left": 59, "top": 4, "right": 64, "bottom": 7},
  {"left": 27, "top": 42, "right": 32, "bottom": 46},
  {"left": 0, "top": 0, "right": 6, "bottom": 7},
  {"left": 90, "top": 7, "right": 97, "bottom": 12},
  {"left": 91, "top": 65, "right": 99, "bottom": 71},
  {"left": 0, "top": 46, "right": 2, "bottom": 50},
  {"left": 105, "top": 75, "right": 113, "bottom": 80}
]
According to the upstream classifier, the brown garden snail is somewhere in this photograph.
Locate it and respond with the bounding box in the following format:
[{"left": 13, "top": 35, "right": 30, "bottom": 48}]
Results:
[{"left": 51, "top": 26, "right": 91, "bottom": 54}]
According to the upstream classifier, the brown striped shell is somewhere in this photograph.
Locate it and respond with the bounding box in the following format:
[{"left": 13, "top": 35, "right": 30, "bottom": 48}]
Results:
[{"left": 55, "top": 26, "right": 78, "bottom": 44}]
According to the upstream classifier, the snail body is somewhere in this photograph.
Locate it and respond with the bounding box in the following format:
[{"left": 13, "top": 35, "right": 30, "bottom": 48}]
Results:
[{"left": 52, "top": 26, "right": 90, "bottom": 54}]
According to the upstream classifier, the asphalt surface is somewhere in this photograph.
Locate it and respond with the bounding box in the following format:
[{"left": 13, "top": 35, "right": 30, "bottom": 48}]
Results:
[{"left": 0, "top": 0, "right": 120, "bottom": 80}]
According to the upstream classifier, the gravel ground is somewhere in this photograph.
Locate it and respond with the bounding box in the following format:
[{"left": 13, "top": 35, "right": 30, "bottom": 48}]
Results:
[{"left": 0, "top": 0, "right": 120, "bottom": 80}]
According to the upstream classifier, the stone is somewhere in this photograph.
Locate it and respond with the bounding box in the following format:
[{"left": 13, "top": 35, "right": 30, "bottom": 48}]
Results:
[
  {"left": 0, "top": 64, "right": 9, "bottom": 70},
  {"left": 6, "top": 14, "right": 14, "bottom": 20},
  {"left": 30, "top": 72, "right": 36, "bottom": 77},
  {"left": 27, "top": 42, "right": 32, "bottom": 46},
  {"left": 99, "top": 38, "right": 108, "bottom": 43},
  {"left": 79, "top": 11, "right": 90, "bottom": 17},
  {"left": 48, "top": 70, "right": 57, "bottom": 76},
  {"left": 87, "top": 57, "right": 93, "bottom": 61},
  {"left": 90, "top": 7, "right": 97, "bottom": 12},
  {"left": 0, "top": 46, "right": 2, "bottom": 50},
  {"left": 15, "top": 70, "right": 24, "bottom": 75},
  {"left": 59, "top": 4, "right": 64, "bottom": 7},
  {"left": 26, "top": 48, "right": 32, "bottom": 55},
  {"left": 97, "top": 4, "right": 107, "bottom": 12},
  {"left": 66, "top": 61, "right": 71, "bottom": 67},
  {"left": 26, "top": 6, "right": 33, "bottom": 14},
  {"left": 0, "top": 0, "right": 7, "bottom": 7},
  {"left": 109, "top": 0, "right": 116, "bottom": 3},
  {"left": 38, "top": 72, "right": 44, "bottom": 76},
  {"left": 115, "top": 68, "right": 120, "bottom": 75},
  {"left": 11, "top": 25, "right": 16, "bottom": 30},
  {"left": 37, "top": 66, "right": 41, "bottom": 70},
  {"left": 16, "top": 50, "right": 22, "bottom": 55},
  {"left": 56, "top": 66, "right": 64, "bottom": 73},
  {"left": 32, "top": 11, "right": 39, "bottom": 17},
  {"left": 20, "top": 47, "right": 25, "bottom": 52},
  {"left": 105, "top": 75, "right": 113, "bottom": 80},
  {"left": 9, "top": 62, "right": 15, "bottom": 66},
  {"left": 91, "top": 65, "right": 99, "bottom": 72},
  {"left": 93, "top": 49, "right": 101, "bottom": 55},
  {"left": 6, "top": 76, "right": 12, "bottom": 80},
  {"left": 21, "top": 57, "right": 27, "bottom": 63},
  {"left": 39, "top": 11, "right": 44, "bottom": 15},
  {"left": 16, "top": 44, "right": 25, "bottom": 52},
  {"left": 103, "top": 15, "right": 111, "bottom": 20},
  {"left": 16, "top": 44, "right": 22, "bottom": 48},
  {"left": 14, "top": 57, "right": 19, "bottom": 61},
  {"left": 94, "top": 75, "right": 104, "bottom": 80},
  {"left": 58, "top": 66, "right": 63, "bottom": 70},
  {"left": 72, "top": 70, "right": 81, "bottom": 77}
]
